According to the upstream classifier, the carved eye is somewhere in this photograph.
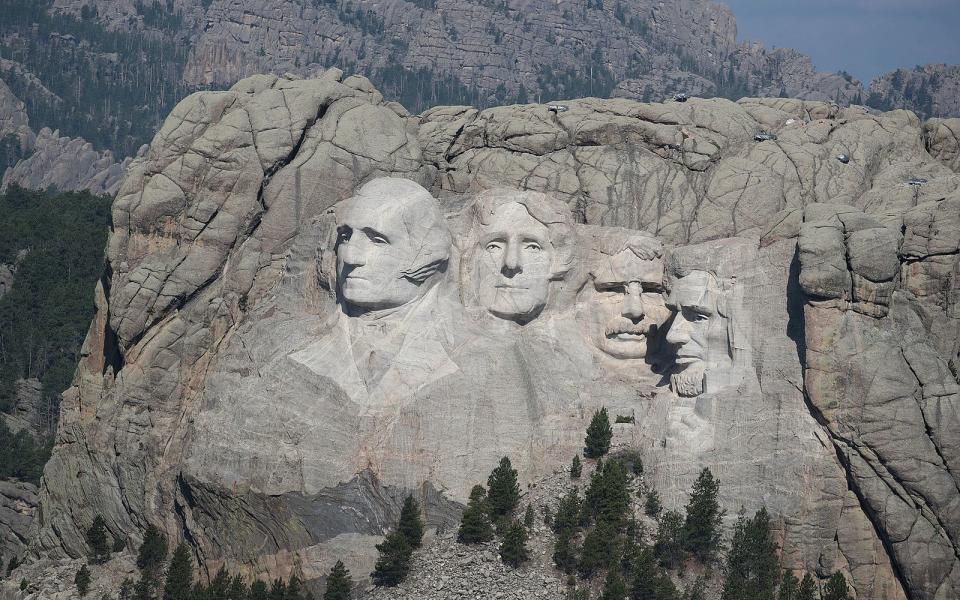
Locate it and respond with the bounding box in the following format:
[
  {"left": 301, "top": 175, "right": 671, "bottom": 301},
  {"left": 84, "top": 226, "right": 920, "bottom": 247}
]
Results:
[
  {"left": 337, "top": 228, "right": 352, "bottom": 242},
  {"left": 683, "top": 308, "right": 709, "bottom": 323},
  {"left": 486, "top": 242, "right": 504, "bottom": 252},
  {"left": 523, "top": 242, "right": 542, "bottom": 251},
  {"left": 371, "top": 235, "right": 388, "bottom": 245}
]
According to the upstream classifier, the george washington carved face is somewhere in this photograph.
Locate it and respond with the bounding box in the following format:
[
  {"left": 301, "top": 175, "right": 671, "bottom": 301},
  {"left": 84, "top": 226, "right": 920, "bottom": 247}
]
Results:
[{"left": 335, "top": 178, "right": 450, "bottom": 314}]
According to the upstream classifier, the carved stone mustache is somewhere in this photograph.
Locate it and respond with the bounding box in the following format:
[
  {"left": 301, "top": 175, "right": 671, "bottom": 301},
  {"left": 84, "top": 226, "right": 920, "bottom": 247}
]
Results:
[{"left": 605, "top": 318, "right": 651, "bottom": 337}]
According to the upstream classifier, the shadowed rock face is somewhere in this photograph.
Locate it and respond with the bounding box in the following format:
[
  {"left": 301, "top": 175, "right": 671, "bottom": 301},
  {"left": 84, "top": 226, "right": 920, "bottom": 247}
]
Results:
[{"left": 24, "top": 71, "right": 960, "bottom": 599}]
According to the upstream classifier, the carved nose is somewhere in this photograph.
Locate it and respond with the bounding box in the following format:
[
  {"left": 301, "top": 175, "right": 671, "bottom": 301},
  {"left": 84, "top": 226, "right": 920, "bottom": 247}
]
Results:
[
  {"left": 502, "top": 243, "right": 522, "bottom": 276},
  {"left": 622, "top": 286, "right": 645, "bottom": 322},
  {"left": 667, "top": 313, "right": 691, "bottom": 345},
  {"left": 338, "top": 240, "right": 366, "bottom": 266}
]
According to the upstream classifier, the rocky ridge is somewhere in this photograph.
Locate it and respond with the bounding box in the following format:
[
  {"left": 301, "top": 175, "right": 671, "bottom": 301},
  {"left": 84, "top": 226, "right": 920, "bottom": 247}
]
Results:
[{"left": 0, "top": 68, "right": 952, "bottom": 600}]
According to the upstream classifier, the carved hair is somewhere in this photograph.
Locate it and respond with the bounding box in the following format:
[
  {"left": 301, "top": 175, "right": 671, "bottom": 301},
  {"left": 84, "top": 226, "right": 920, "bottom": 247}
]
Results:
[{"left": 472, "top": 187, "right": 576, "bottom": 279}]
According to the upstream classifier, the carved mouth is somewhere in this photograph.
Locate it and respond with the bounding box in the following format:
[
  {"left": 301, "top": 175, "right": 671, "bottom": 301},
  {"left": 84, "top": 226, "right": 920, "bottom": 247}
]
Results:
[
  {"left": 496, "top": 284, "right": 528, "bottom": 290},
  {"left": 606, "top": 331, "right": 646, "bottom": 341},
  {"left": 675, "top": 355, "right": 703, "bottom": 365}
]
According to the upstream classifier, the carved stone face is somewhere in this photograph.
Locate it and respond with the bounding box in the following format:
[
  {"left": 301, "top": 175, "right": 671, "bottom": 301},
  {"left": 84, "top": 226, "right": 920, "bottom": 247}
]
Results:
[
  {"left": 335, "top": 180, "right": 449, "bottom": 313},
  {"left": 581, "top": 249, "right": 669, "bottom": 360},
  {"left": 476, "top": 202, "right": 555, "bottom": 322},
  {"left": 665, "top": 270, "right": 729, "bottom": 397}
]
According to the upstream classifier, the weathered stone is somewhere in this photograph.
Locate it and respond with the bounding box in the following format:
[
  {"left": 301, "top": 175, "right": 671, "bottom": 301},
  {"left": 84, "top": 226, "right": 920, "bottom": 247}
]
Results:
[{"left": 18, "top": 75, "right": 960, "bottom": 600}]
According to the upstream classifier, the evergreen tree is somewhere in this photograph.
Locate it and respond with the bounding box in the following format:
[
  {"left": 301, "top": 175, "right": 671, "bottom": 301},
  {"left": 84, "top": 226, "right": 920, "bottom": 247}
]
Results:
[
  {"left": 269, "top": 578, "right": 286, "bottom": 600},
  {"left": 584, "top": 408, "right": 613, "bottom": 458},
  {"left": 553, "top": 489, "right": 583, "bottom": 533},
  {"left": 653, "top": 573, "right": 680, "bottom": 600},
  {"left": 398, "top": 495, "right": 424, "bottom": 549},
  {"left": 580, "top": 520, "right": 620, "bottom": 578},
  {"left": 323, "top": 560, "right": 352, "bottom": 600},
  {"left": 682, "top": 468, "right": 723, "bottom": 563},
  {"left": 644, "top": 490, "right": 662, "bottom": 518},
  {"left": 585, "top": 459, "right": 631, "bottom": 527},
  {"left": 371, "top": 530, "right": 412, "bottom": 586},
  {"left": 628, "top": 547, "right": 657, "bottom": 600},
  {"left": 487, "top": 457, "right": 520, "bottom": 518},
  {"left": 227, "top": 575, "right": 247, "bottom": 600},
  {"left": 653, "top": 510, "right": 685, "bottom": 570},
  {"left": 134, "top": 575, "right": 154, "bottom": 600},
  {"left": 75, "top": 564, "right": 91, "bottom": 596},
  {"left": 524, "top": 503, "right": 536, "bottom": 528},
  {"left": 118, "top": 578, "right": 134, "bottom": 600},
  {"left": 684, "top": 576, "right": 707, "bottom": 600},
  {"left": 162, "top": 543, "right": 193, "bottom": 600},
  {"left": 7, "top": 556, "right": 18, "bottom": 576},
  {"left": 286, "top": 576, "right": 310, "bottom": 600},
  {"left": 113, "top": 535, "right": 127, "bottom": 553},
  {"left": 778, "top": 571, "right": 799, "bottom": 600},
  {"left": 601, "top": 566, "right": 628, "bottom": 600},
  {"left": 137, "top": 525, "right": 168, "bottom": 574},
  {"left": 249, "top": 580, "right": 270, "bottom": 600},
  {"left": 207, "top": 566, "right": 231, "bottom": 598},
  {"left": 498, "top": 519, "right": 529, "bottom": 567},
  {"left": 720, "top": 507, "right": 780, "bottom": 600},
  {"left": 571, "top": 454, "right": 583, "bottom": 478},
  {"left": 797, "top": 574, "right": 817, "bottom": 600},
  {"left": 458, "top": 485, "right": 494, "bottom": 544},
  {"left": 86, "top": 515, "right": 111, "bottom": 563},
  {"left": 822, "top": 572, "right": 852, "bottom": 600},
  {"left": 553, "top": 529, "right": 579, "bottom": 574}
]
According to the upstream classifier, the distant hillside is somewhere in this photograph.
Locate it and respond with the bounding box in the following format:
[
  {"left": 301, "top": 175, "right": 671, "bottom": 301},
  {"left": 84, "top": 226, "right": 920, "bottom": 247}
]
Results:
[{"left": 0, "top": 0, "right": 957, "bottom": 179}]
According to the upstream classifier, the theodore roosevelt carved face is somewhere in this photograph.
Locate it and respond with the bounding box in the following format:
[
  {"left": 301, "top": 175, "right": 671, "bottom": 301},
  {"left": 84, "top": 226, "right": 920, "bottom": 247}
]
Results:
[
  {"left": 470, "top": 189, "right": 575, "bottom": 324},
  {"left": 579, "top": 231, "right": 669, "bottom": 361},
  {"left": 335, "top": 178, "right": 450, "bottom": 314}
]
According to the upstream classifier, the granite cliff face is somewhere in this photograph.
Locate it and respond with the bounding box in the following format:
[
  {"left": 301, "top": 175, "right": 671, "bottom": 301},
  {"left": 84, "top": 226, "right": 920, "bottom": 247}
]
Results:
[{"left": 7, "top": 70, "right": 955, "bottom": 600}]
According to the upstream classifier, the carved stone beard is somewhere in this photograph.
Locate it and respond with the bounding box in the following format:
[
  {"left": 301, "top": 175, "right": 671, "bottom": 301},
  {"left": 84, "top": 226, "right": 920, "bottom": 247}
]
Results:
[{"left": 671, "top": 362, "right": 706, "bottom": 397}]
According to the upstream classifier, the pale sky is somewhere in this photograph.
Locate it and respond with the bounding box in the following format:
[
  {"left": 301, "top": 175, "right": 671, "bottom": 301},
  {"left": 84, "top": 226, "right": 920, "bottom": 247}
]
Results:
[{"left": 721, "top": 0, "right": 960, "bottom": 83}]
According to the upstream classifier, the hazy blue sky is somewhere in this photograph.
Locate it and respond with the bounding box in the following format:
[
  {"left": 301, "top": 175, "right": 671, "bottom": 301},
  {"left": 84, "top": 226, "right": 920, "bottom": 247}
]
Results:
[{"left": 720, "top": 0, "right": 960, "bottom": 83}]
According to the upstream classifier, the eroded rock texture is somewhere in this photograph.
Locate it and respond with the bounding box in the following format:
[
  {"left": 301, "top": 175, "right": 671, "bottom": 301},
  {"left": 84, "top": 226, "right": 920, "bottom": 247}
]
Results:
[{"left": 22, "top": 71, "right": 960, "bottom": 600}]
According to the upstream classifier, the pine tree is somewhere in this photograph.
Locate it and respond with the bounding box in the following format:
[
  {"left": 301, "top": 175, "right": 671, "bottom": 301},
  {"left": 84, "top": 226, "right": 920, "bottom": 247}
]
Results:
[
  {"left": 75, "top": 564, "right": 91, "bottom": 596},
  {"left": 653, "top": 572, "right": 680, "bottom": 600},
  {"left": 585, "top": 459, "right": 631, "bottom": 527},
  {"left": 822, "top": 572, "right": 852, "bottom": 600},
  {"left": 498, "top": 520, "right": 529, "bottom": 567},
  {"left": 398, "top": 495, "right": 424, "bottom": 549},
  {"left": 797, "top": 574, "right": 817, "bottom": 600},
  {"left": 644, "top": 490, "right": 662, "bottom": 518},
  {"left": 584, "top": 408, "right": 613, "bottom": 458},
  {"left": 778, "top": 571, "right": 799, "bottom": 600},
  {"left": 684, "top": 576, "right": 707, "bottom": 600},
  {"left": 581, "top": 519, "right": 621, "bottom": 578},
  {"left": 86, "top": 515, "right": 111, "bottom": 563},
  {"left": 524, "top": 503, "right": 536, "bottom": 528},
  {"left": 628, "top": 547, "right": 657, "bottom": 599},
  {"left": 286, "top": 576, "right": 309, "bottom": 600},
  {"left": 113, "top": 535, "right": 127, "bottom": 553},
  {"left": 601, "top": 566, "right": 628, "bottom": 600},
  {"left": 653, "top": 510, "right": 685, "bottom": 570},
  {"left": 682, "top": 468, "right": 723, "bottom": 563},
  {"left": 227, "top": 575, "right": 247, "bottom": 600},
  {"left": 118, "top": 578, "right": 134, "bottom": 600},
  {"left": 269, "top": 578, "right": 286, "bottom": 600},
  {"left": 553, "top": 489, "right": 582, "bottom": 533},
  {"left": 249, "top": 580, "right": 270, "bottom": 600},
  {"left": 721, "top": 507, "right": 780, "bottom": 600},
  {"left": 137, "top": 525, "right": 168, "bottom": 574},
  {"left": 323, "top": 560, "right": 352, "bottom": 600},
  {"left": 571, "top": 454, "right": 583, "bottom": 478},
  {"left": 458, "top": 485, "right": 494, "bottom": 544},
  {"left": 371, "top": 530, "right": 412, "bottom": 586},
  {"left": 487, "top": 457, "right": 520, "bottom": 518},
  {"left": 208, "top": 566, "right": 231, "bottom": 598},
  {"left": 162, "top": 543, "right": 193, "bottom": 600},
  {"left": 553, "top": 529, "right": 578, "bottom": 574}
]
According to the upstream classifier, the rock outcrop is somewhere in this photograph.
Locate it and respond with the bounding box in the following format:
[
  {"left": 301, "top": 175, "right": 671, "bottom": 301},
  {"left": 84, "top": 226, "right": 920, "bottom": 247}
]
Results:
[
  {"left": 0, "top": 128, "right": 134, "bottom": 196},
  {"left": 0, "top": 481, "right": 37, "bottom": 567},
  {"left": 869, "top": 64, "right": 960, "bottom": 120},
  {"left": 11, "top": 72, "right": 959, "bottom": 600}
]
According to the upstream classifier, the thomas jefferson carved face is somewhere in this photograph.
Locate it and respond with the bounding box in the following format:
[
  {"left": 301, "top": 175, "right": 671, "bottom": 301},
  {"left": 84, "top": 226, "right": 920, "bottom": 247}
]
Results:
[
  {"left": 580, "top": 237, "right": 669, "bottom": 360},
  {"left": 665, "top": 270, "right": 730, "bottom": 397},
  {"left": 472, "top": 190, "right": 574, "bottom": 324},
  {"left": 335, "top": 178, "right": 450, "bottom": 313}
]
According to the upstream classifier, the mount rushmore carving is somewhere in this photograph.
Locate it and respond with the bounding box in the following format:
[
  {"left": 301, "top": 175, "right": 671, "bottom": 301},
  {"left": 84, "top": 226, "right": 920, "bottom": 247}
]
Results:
[{"left": 9, "top": 71, "right": 958, "bottom": 600}]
